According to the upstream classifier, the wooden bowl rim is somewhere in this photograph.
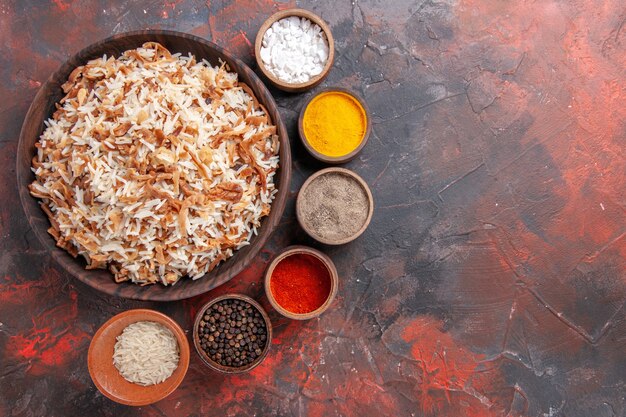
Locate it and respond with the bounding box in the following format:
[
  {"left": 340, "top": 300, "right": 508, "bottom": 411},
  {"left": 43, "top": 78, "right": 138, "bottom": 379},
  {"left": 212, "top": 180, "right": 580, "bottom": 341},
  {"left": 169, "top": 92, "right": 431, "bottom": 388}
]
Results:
[
  {"left": 16, "top": 30, "right": 291, "bottom": 301},
  {"left": 254, "top": 8, "right": 335, "bottom": 92},
  {"left": 87, "top": 309, "right": 190, "bottom": 406},
  {"left": 263, "top": 245, "right": 338, "bottom": 320},
  {"left": 297, "top": 87, "right": 372, "bottom": 164},
  {"left": 192, "top": 294, "right": 272, "bottom": 374},
  {"left": 296, "top": 167, "right": 374, "bottom": 245}
]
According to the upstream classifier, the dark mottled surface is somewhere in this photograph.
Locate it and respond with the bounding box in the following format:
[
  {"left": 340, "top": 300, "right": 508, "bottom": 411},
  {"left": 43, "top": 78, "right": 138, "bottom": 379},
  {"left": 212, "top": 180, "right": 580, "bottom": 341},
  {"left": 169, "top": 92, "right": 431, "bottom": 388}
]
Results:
[{"left": 1, "top": 1, "right": 625, "bottom": 416}]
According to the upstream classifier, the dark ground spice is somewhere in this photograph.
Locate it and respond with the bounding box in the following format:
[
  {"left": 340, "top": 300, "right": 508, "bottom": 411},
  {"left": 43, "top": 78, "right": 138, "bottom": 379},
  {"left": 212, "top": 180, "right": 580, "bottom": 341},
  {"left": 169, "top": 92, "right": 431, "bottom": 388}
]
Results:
[{"left": 299, "top": 172, "right": 369, "bottom": 241}]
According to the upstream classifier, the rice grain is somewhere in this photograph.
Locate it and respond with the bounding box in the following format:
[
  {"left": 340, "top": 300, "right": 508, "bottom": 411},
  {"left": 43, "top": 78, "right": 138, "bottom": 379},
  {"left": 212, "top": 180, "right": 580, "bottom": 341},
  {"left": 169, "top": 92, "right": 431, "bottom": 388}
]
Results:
[{"left": 29, "top": 43, "right": 280, "bottom": 285}]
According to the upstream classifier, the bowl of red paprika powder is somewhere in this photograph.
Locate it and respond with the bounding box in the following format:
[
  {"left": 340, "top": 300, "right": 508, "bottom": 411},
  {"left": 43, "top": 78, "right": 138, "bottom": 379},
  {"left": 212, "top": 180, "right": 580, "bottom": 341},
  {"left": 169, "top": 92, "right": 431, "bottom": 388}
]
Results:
[{"left": 264, "top": 246, "right": 338, "bottom": 320}]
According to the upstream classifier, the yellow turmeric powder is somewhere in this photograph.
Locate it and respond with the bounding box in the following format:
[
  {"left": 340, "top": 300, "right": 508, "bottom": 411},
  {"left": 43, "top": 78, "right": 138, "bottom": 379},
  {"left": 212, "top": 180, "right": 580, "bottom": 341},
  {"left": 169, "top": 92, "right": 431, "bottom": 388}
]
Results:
[{"left": 302, "top": 91, "right": 367, "bottom": 158}]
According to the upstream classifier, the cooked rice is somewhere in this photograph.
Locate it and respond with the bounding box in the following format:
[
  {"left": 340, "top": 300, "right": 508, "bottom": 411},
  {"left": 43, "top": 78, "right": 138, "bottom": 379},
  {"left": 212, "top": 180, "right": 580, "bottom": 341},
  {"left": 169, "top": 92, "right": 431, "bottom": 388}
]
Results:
[
  {"left": 29, "top": 42, "right": 280, "bottom": 285},
  {"left": 113, "top": 321, "right": 179, "bottom": 386}
]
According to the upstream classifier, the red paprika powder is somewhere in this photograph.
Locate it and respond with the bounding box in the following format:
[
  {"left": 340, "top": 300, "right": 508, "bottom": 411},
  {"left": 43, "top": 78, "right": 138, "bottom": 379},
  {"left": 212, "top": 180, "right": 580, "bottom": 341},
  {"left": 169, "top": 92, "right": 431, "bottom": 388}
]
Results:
[{"left": 270, "top": 254, "right": 331, "bottom": 314}]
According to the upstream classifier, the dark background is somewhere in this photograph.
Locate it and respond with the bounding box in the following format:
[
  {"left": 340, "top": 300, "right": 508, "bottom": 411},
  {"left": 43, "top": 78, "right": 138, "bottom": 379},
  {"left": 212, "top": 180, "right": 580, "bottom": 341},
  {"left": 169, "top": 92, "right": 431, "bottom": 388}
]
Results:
[{"left": 1, "top": 1, "right": 625, "bottom": 416}]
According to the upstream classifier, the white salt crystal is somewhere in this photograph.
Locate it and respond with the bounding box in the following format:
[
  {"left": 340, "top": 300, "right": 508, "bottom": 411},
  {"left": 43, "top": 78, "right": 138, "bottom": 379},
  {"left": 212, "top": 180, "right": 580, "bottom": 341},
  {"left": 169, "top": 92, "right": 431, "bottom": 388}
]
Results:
[{"left": 260, "top": 16, "right": 329, "bottom": 84}]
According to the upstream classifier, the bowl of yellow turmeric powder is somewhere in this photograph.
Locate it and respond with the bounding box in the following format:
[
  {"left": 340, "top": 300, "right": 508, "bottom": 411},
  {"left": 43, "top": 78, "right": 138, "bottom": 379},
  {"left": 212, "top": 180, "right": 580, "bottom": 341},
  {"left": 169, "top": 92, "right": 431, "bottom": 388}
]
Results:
[{"left": 298, "top": 88, "right": 371, "bottom": 164}]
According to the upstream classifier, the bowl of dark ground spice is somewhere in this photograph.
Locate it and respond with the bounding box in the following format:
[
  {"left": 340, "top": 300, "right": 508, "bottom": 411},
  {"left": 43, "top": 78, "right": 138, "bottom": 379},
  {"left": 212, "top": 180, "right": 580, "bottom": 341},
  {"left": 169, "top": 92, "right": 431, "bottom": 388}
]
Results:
[
  {"left": 296, "top": 168, "right": 374, "bottom": 245},
  {"left": 193, "top": 294, "right": 272, "bottom": 374},
  {"left": 265, "top": 246, "right": 338, "bottom": 320}
]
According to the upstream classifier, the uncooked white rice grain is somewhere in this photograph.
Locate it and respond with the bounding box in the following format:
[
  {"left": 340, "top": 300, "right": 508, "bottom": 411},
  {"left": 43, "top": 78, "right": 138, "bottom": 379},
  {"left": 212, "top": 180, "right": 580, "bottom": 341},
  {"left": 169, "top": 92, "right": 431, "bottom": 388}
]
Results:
[{"left": 113, "top": 321, "right": 179, "bottom": 386}]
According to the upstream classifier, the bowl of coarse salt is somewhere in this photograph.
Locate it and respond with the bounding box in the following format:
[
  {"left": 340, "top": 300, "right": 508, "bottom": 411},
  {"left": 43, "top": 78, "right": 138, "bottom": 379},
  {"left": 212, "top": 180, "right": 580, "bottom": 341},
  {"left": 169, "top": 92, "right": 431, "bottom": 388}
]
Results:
[{"left": 255, "top": 9, "right": 335, "bottom": 92}]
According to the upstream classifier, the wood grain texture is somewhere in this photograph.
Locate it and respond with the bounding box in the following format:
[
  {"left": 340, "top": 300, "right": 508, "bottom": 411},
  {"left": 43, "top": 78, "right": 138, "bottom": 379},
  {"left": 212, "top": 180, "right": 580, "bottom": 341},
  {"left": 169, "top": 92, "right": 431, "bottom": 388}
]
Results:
[{"left": 16, "top": 30, "right": 291, "bottom": 301}]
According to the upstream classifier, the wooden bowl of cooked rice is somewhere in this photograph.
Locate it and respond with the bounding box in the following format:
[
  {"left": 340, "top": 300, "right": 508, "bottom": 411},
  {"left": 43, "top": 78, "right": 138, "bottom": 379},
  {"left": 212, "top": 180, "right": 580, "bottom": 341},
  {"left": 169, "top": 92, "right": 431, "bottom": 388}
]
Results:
[{"left": 16, "top": 30, "right": 291, "bottom": 301}]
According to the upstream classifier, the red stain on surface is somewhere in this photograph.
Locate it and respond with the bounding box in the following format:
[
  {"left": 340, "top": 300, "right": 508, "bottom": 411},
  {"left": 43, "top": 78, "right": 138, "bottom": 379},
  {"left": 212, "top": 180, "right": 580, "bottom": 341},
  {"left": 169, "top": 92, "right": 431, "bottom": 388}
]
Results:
[
  {"left": 397, "top": 2, "right": 626, "bottom": 413},
  {"left": 207, "top": 0, "right": 294, "bottom": 57},
  {"left": 161, "top": 0, "right": 183, "bottom": 18},
  {"left": 224, "top": 32, "right": 254, "bottom": 58},
  {"left": 448, "top": 0, "right": 626, "bottom": 328},
  {"left": 163, "top": 0, "right": 182, "bottom": 8},
  {"left": 171, "top": 317, "right": 402, "bottom": 416},
  {"left": 28, "top": 79, "right": 41, "bottom": 89},
  {"left": 5, "top": 288, "right": 89, "bottom": 375},
  {"left": 0, "top": 278, "right": 43, "bottom": 304},
  {"left": 400, "top": 316, "right": 511, "bottom": 416},
  {"left": 452, "top": 0, "right": 626, "bottom": 247},
  {"left": 306, "top": 402, "right": 330, "bottom": 417},
  {"left": 52, "top": 0, "right": 72, "bottom": 12},
  {"left": 333, "top": 377, "right": 399, "bottom": 417}
]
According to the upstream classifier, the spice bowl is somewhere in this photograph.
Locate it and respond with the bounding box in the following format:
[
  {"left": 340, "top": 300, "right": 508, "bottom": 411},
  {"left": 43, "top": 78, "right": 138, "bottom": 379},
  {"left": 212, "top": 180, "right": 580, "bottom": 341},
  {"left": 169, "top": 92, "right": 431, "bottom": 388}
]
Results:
[
  {"left": 87, "top": 309, "right": 190, "bottom": 406},
  {"left": 193, "top": 294, "right": 272, "bottom": 374},
  {"left": 264, "top": 246, "right": 338, "bottom": 320},
  {"left": 255, "top": 9, "right": 335, "bottom": 92},
  {"left": 298, "top": 88, "right": 371, "bottom": 164},
  {"left": 297, "top": 168, "right": 374, "bottom": 245}
]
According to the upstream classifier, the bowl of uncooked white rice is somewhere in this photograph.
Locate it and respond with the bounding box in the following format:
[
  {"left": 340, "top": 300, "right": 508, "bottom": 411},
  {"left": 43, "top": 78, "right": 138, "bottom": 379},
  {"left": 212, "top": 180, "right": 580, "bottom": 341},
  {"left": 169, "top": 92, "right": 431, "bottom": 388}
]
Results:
[
  {"left": 88, "top": 309, "right": 190, "bottom": 406},
  {"left": 113, "top": 321, "right": 179, "bottom": 386},
  {"left": 18, "top": 31, "right": 291, "bottom": 301}
]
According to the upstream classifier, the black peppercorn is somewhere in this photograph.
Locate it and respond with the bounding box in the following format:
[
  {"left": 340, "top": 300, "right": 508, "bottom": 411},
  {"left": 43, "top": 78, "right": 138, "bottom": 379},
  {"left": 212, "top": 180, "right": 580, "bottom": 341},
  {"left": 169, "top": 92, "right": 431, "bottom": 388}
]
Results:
[{"left": 198, "top": 298, "right": 268, "bottom": 369}]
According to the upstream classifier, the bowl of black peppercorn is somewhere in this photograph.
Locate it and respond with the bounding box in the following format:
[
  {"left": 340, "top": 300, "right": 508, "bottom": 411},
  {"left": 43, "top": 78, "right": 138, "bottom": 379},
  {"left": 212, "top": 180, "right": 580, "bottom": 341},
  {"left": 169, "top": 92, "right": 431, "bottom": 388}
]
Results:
[{"left": 193, "top": 294, "right": 272, "bottom": 373}]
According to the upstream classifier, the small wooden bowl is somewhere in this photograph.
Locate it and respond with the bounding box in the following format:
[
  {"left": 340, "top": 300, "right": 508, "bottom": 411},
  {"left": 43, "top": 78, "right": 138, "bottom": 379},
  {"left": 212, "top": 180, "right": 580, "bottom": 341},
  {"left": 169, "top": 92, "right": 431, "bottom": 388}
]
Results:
[
  {"left": 254, "top": 9, "right": 335, "bottom": 92},
  {"left": 296, "top": 167, "right": 374, "bottom": 245},
  {"left": 264, "top": 246, "right": 338, "bottom": 320},
  {"left": 192, "top": 294, "right": 272, "bottom": 374},
  {"left": 298, "top": 88, "right": 371, "bottom": 164},
  {"left": 87, "top": 309, "right": 190, "bottom": 406}
]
